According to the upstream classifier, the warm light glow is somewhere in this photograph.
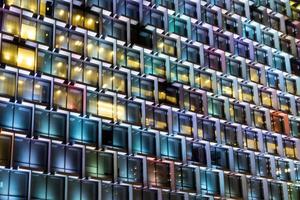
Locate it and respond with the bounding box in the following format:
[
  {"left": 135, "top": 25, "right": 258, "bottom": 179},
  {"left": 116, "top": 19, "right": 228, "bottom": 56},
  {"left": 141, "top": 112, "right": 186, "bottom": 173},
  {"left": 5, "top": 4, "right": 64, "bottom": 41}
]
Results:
[
  {"left": 58, "top": 35, "right": 65, "bottom": 42},
  {"left": 34, "top": 84, "right": 41, "bottom": 89},
  {"left": 59, "top": 9, "right": 65, "bottom": 16},
  {"left": 0, "top": 76, "right": 6, "bottom": 81},
  {"left": 21, "top": 23, "right": 36, "bottom": 40},
  {"left": 17, "top": 48, "right": 35, "bottom": 70},
  {"left": 56, "top": 62, "right": 63, "bottom": 68},
  {"left": 75, "top": 14, "right": 82, "bottom": 21}
]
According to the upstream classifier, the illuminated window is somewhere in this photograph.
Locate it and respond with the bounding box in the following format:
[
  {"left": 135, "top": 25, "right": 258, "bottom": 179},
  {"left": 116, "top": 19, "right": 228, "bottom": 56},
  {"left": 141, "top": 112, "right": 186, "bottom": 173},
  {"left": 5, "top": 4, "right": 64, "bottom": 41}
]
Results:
[
  {"left": 55, "top": 29, "right": 84, "bottom": 54},
  {"left": 98, "top": 41, "right": 113, "bottom": 63},
  {"left": 285, "top": 78, "right": 296, "bottom": 95},
  {"left": 2, "top": 12, "right": 20, "bottom": 36},
  {"left": 0, "top": 70, "right": 16, "bottom": 97},
  {"left": 72, "top": 7, "right": 84, "bottom": 27},
  {"left": 17, "top": 75, "right": 50, "bottom": 105},
  {"left": 170, "top": 62, "right": 190, "bottom": 84},
  {"left": 117, "top": 99, "right": 141, "bottom": 125},
  {"left": 53, "top": 1, "right": 70, "bottom": 23},
  {"left": 251, "top": 109, "right": 266, "bottom": 129},
  {"left": 37, "top": 50, "right": 68, "bottom": 79},
  {"left": 169, "top": 16, "right": 187, "bottom": 37},
  {"left": 275, "top": 160, "right": 290, "bottom": 181},
  {"left": 244, "top": 129, "right": 258, "bottom": 151},
  {"left": 87, "top": 92, "right": 114, "bottom": 119},
  {"left": 53, "top": 84, "right": 83, "bottom": 113},
  {"left": 21, "top": 19, "right": 36, "bottom": 41},
  {"left": 248, "top": 65, "right": 261, "bottom": 83},
  {"left": 220, "top": 78, "right": 233, "bottom": 97},
  {"left": 184, "top": 90, "right": 203, "bottom": 114},
  {"left": 116, "top": 46, "right": 140, "bottom": 70},
  {"left": 197, "top": 118, "right": 216, "bottom": 142},
  {"left": 71, "top": 60, "right": 99, "bottom": 86},
  {"left": 283, "top": 139, "right": 296, "bottom": 159},
  {"left": 131, "top": 76, "right": 154, "bottom": 101},
  {"left": 145, "top": 105, "right": 168, "bottom": 131},
  {"left": 158, "top": 83, "right": 179, "bottom": 106},
  {"left": 278, "top": 95, "right": 291, "bottom": 114},
  {"left": 240, "top": 84, "right": 254, "bottom": 103},
  {"left": 172, "top": 112, "right": 193, "bottom": 136},
  {"left": 260, "top": 89, "right": 272, "bottom": 108},
  {"left": 157, "top": 35, "right": 176, "bottom": 57},
  {"left": 144, "top": 55, "right": 166, "bottom": 78},
  {"left": 102, "top": 68, "right": 127, "bottom": 94},
  {"left": 263, "top": 134, "right": 278, "bottom": 155},
  {"left": 194, "top": 70, "right": 212, "bottom": 91}
]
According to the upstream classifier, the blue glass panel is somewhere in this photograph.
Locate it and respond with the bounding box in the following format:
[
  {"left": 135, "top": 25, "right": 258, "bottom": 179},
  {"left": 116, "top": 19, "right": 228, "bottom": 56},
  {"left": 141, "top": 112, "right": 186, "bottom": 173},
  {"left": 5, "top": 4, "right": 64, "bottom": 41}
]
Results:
[
  {"left": 0, "top": 101, "right": 13, "bottom": 130},
  {"left": 13, "top": 105, "right": 32, "bottom": 133},
  {"left": 69, "top": 116, "right": 82, "bottom": 142}
]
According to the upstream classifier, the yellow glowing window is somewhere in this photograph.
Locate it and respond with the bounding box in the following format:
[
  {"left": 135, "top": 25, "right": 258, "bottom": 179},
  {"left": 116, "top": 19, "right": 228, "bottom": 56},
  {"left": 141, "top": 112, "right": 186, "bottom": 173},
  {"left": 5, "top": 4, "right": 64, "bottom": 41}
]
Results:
[
  {"left": 2, "top": 13, "right": 20, "bottom": 35},
  {"left": 285, "top": 146, "right": 295, "bottom": 158},
  {"left": 285, "top": 79, "right": 296, "bottom": 94},
  {"left": 0, "top": 72, "right": 16, "bottom": 97},
  {"left": 127, "top": 54, "right": 140, "bottom": 70},
  {"left": 53, "top": 86, "right": 67, "bottom": 108},
  {"left": 221, "top": 79, "right": 232, "bottom": 97},
  {"left": 253, "top": 110, "right": 265, "bottom": 128},
  {"left": 98, "top": 97, "right": 113, "bottom": 119},
  {"left": 249, "top": 67, "right": 260, "bottom": 83},
  {"left": 117, "top": 104, "right": 126, "bottom": 122},
  {"left": 21, "top": 20, "right": 36, "bottom": 40},
  {"left": 1, "top": 42, "right": 18, "bottom": 66},
  {"left": 85, "top": 13, "right": 98, "bottom": 32},
  {"left": 261, "top": 91, "right": 272, "bottom": 107},
  {"left": 22, "top": 0, "right": 37, "bottom": 12},
  {"left": 72, "top": 12, "right": 84, "bottom": 27},
  {"left": 5, "top": 0, "right": 20, "bottom": 7},
  {"left": 266, "top": 141, "right": 276, "bottom": 154},
  {"left": 98, "top": 44, "right": 113, "bottom": 63},
  {"left": 246, "top": 138, "right": 257, "bottom": 150},
  {"left": 17, "top": 47, "right": 35, "bottom": 70},
  {"left": 200, "top": 73, "right": 212, "bottom": 90}
]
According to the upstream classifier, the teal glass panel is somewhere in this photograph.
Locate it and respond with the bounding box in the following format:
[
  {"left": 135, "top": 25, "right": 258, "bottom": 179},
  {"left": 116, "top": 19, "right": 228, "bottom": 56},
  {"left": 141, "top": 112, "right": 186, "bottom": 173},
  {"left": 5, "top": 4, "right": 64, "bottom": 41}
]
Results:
[
  {"left": 13, "top": 105, "right": 32, "bottom": 133},
  {"left": 0, "top": 101, "right": 13, "bottom": 130},
  {"left": 132, "top": 130, "right": 156, "bottom": 156}
]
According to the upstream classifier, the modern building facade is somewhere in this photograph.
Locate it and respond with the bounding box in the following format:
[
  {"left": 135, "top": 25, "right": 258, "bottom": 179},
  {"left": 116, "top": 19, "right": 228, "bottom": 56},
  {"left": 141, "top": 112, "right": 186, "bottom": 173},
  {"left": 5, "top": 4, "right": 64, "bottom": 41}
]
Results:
[{"left": 0, "top": 0, "right": 299, "bottom": 199}]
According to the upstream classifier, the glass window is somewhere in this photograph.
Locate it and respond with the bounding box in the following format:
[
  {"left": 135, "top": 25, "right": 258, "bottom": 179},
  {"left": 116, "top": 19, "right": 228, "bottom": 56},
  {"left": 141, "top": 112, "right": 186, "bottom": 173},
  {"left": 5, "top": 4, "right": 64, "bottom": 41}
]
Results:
[
  {"left": 248, "top": 65, "right": 261, "bottom": 83},
  {"left": 197, "top": 118, "right": 216, "bottom": 142},
  {"left": 263, "top": 134, "right": 278, "bottom": 155},
  {"left": 202, "top": 7, "right": 218, "bottom": 26},
  {"left": 255, "top": 48, "right": 268, "bottom": 65},
  {"left": 87, "top": 0, "right": 113, "bottom": 11},
  {"left": 175, "top": 165, "right": 195, "bottom": 192},
  {"left": 131, "top": 76, "right": 154, "bottom": 101},
  {"left": 34, "top": 109, "right": 66, "bottom": 140},
  {"left": 244, "top": 129, "right": 258, "bottom": 151},
  {"left": 268, "top": 181, "right": 283, "bottom": 200},
  {"left": 256, "top": 155, "right": 271, "bottom": 178},
  {"left": 260, "top": 90, "right": 272, "bottom": 108},
  {"left": 132, "top": 130, "right": 156, "bottom": 156},
  {"left": 172, "top": 112, "right": 193, "bottom": 136},
  {"left": 117, "top": 99, "right": 141, "bottom": 125},
  {"left": 288, "top": 185, "right": 300, "bottom": 200},
  {"left": 103, "top": 16, "right": 127, "bottom": 41},
  {"left": 224, "top": 174, "right": 242, "bottom": 199},
  {"left": 194, "top": 70, "right": 212, "bottom": 91},
  {"left": 220, "top": 78, "right": 233, "bottom": 97},
  {"left": 234, "top": 151, "right": 250, "bottom": 173},
  {"left": 160, "top": 135, "right": 182, "bottom": 161},
  {"left": 53, "top": 1, "right": 70, "bottom": 23},
  {"left": 200, "top": 169, "right": 220, "bottom": 195},
  {"left": 67, "top": 178, "right": 98, "bottom": 200},
  {"left": 158, "top": 83, "right": 179, "bottom": 106},
  {"left": 273, "top": 54, "right": 286, "bottom": 71},
  {"left": 170, "top": 62, "right": 190, "bottom": 84},
  {"left": 21, "top": 18, "right": 36, "bottom": 41},
  {"left": 0, "top": 70, "right": 16, "bottom": 97},
  {"left": 37, "top": 50, "right": 68, "bottom": 79},
  {"left": 102, "top": 123, "right": 128, "bottom": 151},
  {"left": 221, "top": 123, "right": 238, "bottom": 146},
  {"left": 234, "top": 40, "right": 249, "bottom": 58},
  {"left": 208, "top": 97, "right": 225, "bottom": 119},
  {"left": 117, "top": 0, "right": 139, "bottom": 21},
  {"left": 244, "top": 24, "right": 256, "bottom": 40},
  {"left": 285, "top": 78, "right": 296, "bottom": 95},
  {"left": 278, "top": 95, "right": 291, "bottom": 114},
  {"left": 157, "top": 36, "right": 176, "bottom": 57},
  {"left": 290, "top": 119, "right": 300, "bottom": 138},
  {"left": 227, "top": 58, "right": 242, "bottom": 78},
  {"left": 2, "top": 12, "right": 20, "bottom": 35},
  {"left": 144, "top": 55, "right": 166, "bottom": 78},
  {"left": 143, "top": 7, "right": 164, "bottom": 29},
  {"left": 69, "top": 115, "right": 98, "bottom": 146},
  {"left": 71, "top": 60, "right": 99, "bottom": 86},
  {"left": 0, "top": 135, "right": 12, "bottom": 167},
  {"left": 192, "top": 25, "right": 209, "bottom": 44},
  {"left": 0, "top": 169, "right": 29, "bottom": 199},
  {"left": 53, "top": 84, "right": 83, "bottom": 113},
  {"left": 86, "top": 92, "right": 114, "bottom": 119},
  {"left": 116, "top": 46, "right": 140, "bottom": 70},
  {"left": 229, "top": 103, "right": 246, "bottom": 124},
  {"left": 233, "top": 0, "right": 245, "bottom": 16},
  {"left": 262, "top": 31, "right": 274, "bottom": 47},
  {"left": 147, "top": 160, "right": 170, "bottom": 188},
  {"left": 266, "top": 72, "right": 279, "bottom": 89},
  {"left": 133, "top": 188, "right": 158, "bottom": 200},
  {"left": 186, "top": 141, "right": 207, "bottom": 166},
  {"left": 204, "top": 50, "right": 221, "bottom": 71},
  {"left": 118, "top": 155, "right": 142, "bottom": 184},
  {"left": 145, "top": 105, "right": 168, "bottom": 131},
  {"left": 184, "top": 90, "right": 203, "bottom": 114},
  {"left": 240, "top": 84, "right": 254, "bottom": 103},
  {"left": 283, "top": 139, "right": 296, "bottom": 159},
  {"left": 51, "top": 143, "right": 82, "bottom": 176},
  {"left": 13, "top": 137, "right": 48, "bottom": 171},
  {"left": 275, "top": 159, "right": 290, "bottom": 181},
  {"left": 247, "top": 178, "right": 264, "bottom": 200},
  {"left": 101, "top": 183, "right": 128, "bottom": 200},
  {"left": 31, "top": 173, "right": 65, "bottom": 200},
  {"left": 169, "top": 17, "right": 187, "bottom": 37},
  {"left": 214, "top": 33, "right": 229, "bottom": 51},
  {"left": 252, "top": 109, "right": 266, "bottom": 129},
  {"left": 102, "top": 68, "right": 127, "bottom": 94},
  {"left": 210, "top": 146, "right": 229, "bottom": 170},
  {"left": 85, "top": 150, "right": 114, "bottom": 180}
]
